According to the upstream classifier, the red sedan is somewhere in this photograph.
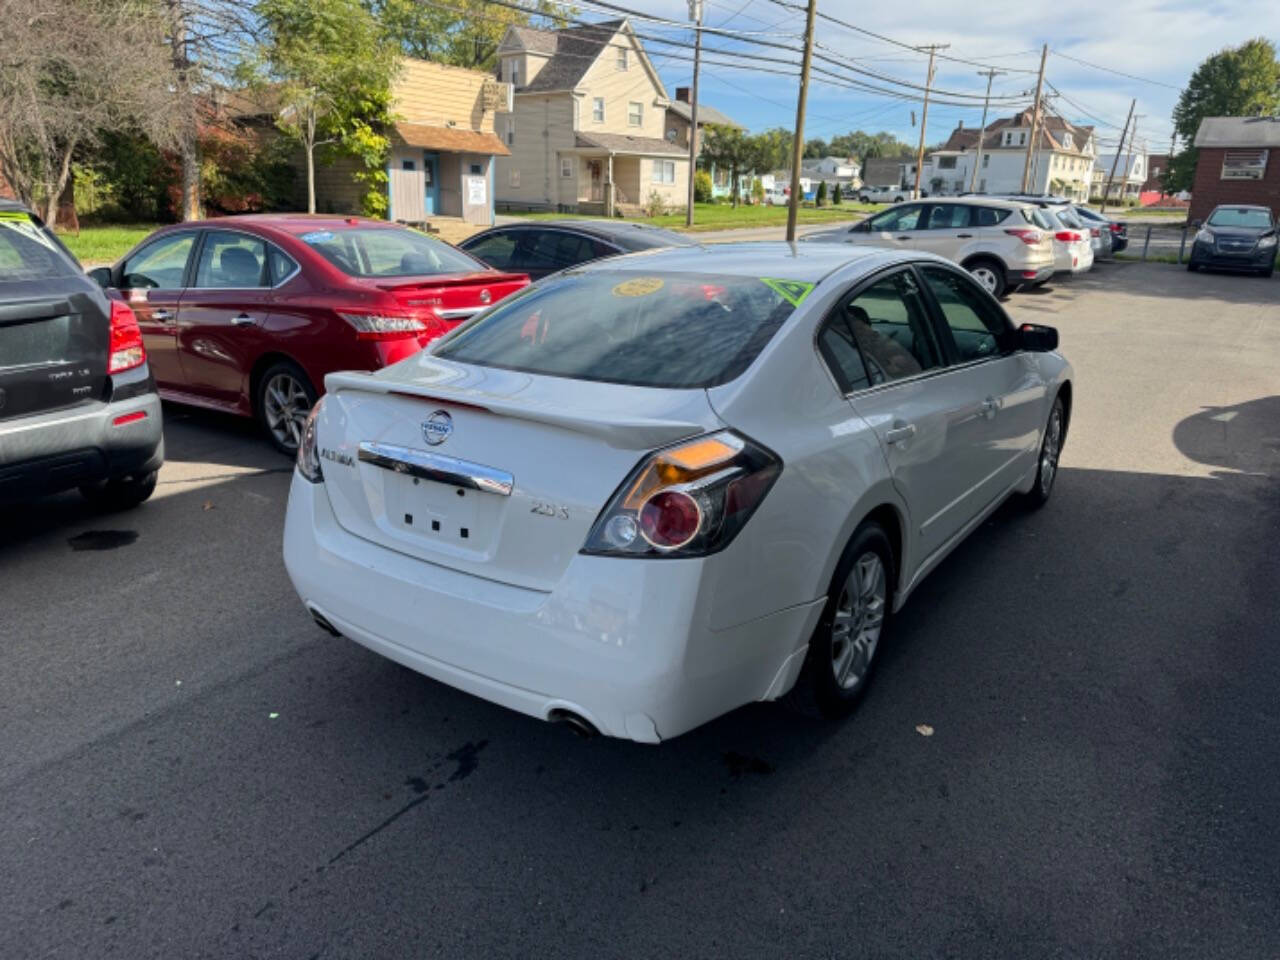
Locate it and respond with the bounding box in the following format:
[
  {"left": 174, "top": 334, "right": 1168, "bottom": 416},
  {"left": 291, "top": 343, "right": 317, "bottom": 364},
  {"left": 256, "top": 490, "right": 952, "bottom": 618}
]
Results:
[{"left": 89, "top": 215, "right": 529, "bottom": 453}]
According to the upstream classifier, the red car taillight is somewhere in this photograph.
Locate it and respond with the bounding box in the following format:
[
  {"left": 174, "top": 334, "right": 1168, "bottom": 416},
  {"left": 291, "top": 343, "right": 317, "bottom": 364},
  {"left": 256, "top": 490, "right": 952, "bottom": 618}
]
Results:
[
  {"left": 108, "top": 299, "right": 145, "bottom": 374},
  {"left": 582, "top": 431, "right": 781, "bottom": 558},
  {"left": 1109, "top": 223, "right": 1123, "bottom": 233},
  {"left": 337, "top": 310, "right": 442, "bottom": 341},
  {"left": 1005, "top": 228, "right": 1043, "bottom": 245},
  {"left": 1054, "top": 231, "right": 1084, "bottom": 243},
  {"left": 1090, "top": 227, "right": 1101, "bottom": 238}
]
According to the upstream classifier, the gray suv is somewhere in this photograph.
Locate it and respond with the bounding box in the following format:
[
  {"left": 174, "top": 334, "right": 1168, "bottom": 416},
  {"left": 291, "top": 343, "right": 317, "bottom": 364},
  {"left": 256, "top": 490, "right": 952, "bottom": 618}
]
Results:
[{"left": 0, "top": 200, "right": 163, "bottom": 506}]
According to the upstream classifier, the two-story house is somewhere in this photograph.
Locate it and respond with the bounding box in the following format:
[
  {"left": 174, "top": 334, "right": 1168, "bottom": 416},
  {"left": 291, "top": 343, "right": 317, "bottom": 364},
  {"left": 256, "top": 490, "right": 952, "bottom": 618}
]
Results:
[
  {"left": 926, "top": 110, "right": 1097, "bottom": 200},
  {"left": 493, "top": 19, "right": 689, "bottom": 215}
]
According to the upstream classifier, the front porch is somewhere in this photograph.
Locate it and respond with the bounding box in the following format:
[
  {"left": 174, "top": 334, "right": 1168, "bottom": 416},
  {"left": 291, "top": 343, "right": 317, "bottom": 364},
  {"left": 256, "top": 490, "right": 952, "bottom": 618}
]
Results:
[{"left": 386, "top": 123, "right": 509, "bottom": 226}]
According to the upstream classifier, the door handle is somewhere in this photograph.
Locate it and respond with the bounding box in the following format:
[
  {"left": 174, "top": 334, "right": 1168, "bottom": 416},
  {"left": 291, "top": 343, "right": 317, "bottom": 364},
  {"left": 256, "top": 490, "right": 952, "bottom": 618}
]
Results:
[
  {"left": 896, "top": 235, "right": 913, "bottom": 241},
  {"left": 885, "top": 423, "right": 917, "bottom": 445},
  {"left": 982, "top": 396, "right": 1001, "bottom": 418},
  {"left": 230, "top": 313, "right": 256, "bottom": 327},
  {"left": 957, "top": 233, "right": 974, "bottom": 238},
  {"left": 151, "top": 309, "right": 172, "bottom": 321}
]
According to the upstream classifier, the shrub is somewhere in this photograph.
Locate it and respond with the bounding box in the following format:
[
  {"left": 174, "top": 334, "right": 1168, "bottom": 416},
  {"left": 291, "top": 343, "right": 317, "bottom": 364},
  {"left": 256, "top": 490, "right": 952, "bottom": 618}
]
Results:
[
  {"left": 644, "top": 190, "right": 667, "bottom": 218},
  {"left": 815, "top": 181, "right": 828, "bottom": 206},
  {"left": 693, "top": 169, "right": 713, "bottom": 203},
  {"left": 832, "top": 183, "right": 842, "bottom": 205},
  {"left": 751, "top": 178, "right": 765, "bottom": 203}
]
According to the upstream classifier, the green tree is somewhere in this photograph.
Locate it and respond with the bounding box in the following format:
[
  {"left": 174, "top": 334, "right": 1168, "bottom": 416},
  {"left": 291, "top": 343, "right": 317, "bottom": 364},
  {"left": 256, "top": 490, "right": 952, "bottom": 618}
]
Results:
[
  {"left": 803, "top": 137, "right": 828, "bottom": 159},
  {"left": 815, "top": 180, "right": 827, "bottom": 206},
  {"left": 245, "top": 0, "right": 398, "bottom": 213},
  {"left": 701, "top": 124, "right": 754, "bottom": 207},
  {"left": 1167, "top": 38, "right": 1280, "bottom": 192},
  {"left": 832, "top": 183, "right": 842, "bottom": 205},
  {"left": 369, "top": 0, "right": 569, "bottom": 71}
]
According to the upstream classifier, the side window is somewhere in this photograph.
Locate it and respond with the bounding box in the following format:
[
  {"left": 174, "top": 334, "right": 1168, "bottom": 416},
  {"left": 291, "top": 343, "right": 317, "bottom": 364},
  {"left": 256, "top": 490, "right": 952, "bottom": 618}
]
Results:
[
  {"left": 194, "top": 231, "right": 267, "bottom": 288},
  {"left": 268, "top": 245, "right": 299, "bottom": 285},
  {"left": 972, "top": 206, "right": 1011, "bottom": 227},
  {"left": 844, "top": 270, "right": 941, "bottom": 385},
  {"left": 920, "top": 266, "right": 1012, "bottom": 362},
  {"left": 869, "top": 204, "right": 923, "bottom": 232},
  {"left": 926, "top": 205, "right": 971, "bottom": 229},
  {"left": 121, "top": 233, "right": 196, "bottom": 289},
  {"left": 817, "top": 315, "right": 871, "bottom": 393},
  {"left": 465, "top": 230, "right": 519, "bottom": 269}
]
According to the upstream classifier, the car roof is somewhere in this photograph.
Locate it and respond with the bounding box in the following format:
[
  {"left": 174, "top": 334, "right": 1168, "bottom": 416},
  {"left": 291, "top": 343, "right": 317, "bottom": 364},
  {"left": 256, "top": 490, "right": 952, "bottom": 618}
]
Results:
[
  {"left": 908, "top": 197, "right": 1036, "bottom": 211},
  {"left": 1210, "top": 204, "right": 1272, "bottom": 212},
  {"left": 0, "top": 198, "right": 31, "bottom": 214},
  {"left": 483, "top": 219, "right": 695, "bottom": 245},
  {"left": 572, "top": 241, "right": 902, "bottom": 283}
]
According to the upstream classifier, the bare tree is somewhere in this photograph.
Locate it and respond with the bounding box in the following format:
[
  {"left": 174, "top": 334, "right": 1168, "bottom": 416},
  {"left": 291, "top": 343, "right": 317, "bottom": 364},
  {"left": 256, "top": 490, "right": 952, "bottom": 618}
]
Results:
[{"left": 0, "top": 0, "right": 167, "bottom": 227}]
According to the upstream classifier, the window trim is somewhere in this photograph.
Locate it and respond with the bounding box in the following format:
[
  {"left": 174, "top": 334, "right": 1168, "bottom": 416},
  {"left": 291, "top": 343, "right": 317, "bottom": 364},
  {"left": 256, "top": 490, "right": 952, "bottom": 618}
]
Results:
[
  {"left": 651, "top": 159, "right": 676, "bottom": 184},
  {"left": 618, "top": 48, "right": 629, "bottom": 70},
  {"left": 912, "top": 262, "right": 1016, "bottom": 368},
  {"left": 627, "top": 100, "right": 643, "bottom": 126},
  {"left": 118, "top": 229, "right": 201, "bottom": 291},
  {"left": 592, "top": 97, "right": 605, "bottom": 123},
  {"left": 188, "top": 228, "right": 299, "bottom": 291},
  {"left": 560, "top": 157, "right": 574, "bottom": 179}
]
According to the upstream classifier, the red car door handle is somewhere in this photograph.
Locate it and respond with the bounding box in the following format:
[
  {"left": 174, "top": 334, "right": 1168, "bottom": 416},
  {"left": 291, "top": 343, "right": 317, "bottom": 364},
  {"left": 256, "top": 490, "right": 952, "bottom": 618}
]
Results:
[{"left": 230, "top": 313, "right": 256, "bottom": 327}]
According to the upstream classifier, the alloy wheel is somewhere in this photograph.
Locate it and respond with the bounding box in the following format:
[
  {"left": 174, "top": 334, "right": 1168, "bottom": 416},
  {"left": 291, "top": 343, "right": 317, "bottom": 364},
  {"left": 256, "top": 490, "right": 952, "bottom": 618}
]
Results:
[
  {"left": 1040, "top": 404, "right": 1063, "bottom": 497},
  {"left": 971, "top": 265, "right": 999, "bottom": 294},
  {"left": 830, "top": 551, "right": 887, "bottom": 691},
  {"left": 263, "top": 372, "right": 312, "bottom": 451}
]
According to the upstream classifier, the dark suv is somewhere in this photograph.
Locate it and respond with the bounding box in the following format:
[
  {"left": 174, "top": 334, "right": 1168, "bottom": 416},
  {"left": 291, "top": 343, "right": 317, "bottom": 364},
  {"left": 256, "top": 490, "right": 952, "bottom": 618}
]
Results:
[{"left": 0, "top": 201, "right": 163, "bottom": 507}]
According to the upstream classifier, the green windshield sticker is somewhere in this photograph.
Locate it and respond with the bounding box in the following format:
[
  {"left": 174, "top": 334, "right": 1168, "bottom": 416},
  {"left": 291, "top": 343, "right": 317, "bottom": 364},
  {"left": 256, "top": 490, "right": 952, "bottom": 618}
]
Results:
[
  {"left": 760, "top": 278, "right": 814, "bottom": 307},
  {"left": 0, "top": 211, "right": 31, "bottom": 221}
]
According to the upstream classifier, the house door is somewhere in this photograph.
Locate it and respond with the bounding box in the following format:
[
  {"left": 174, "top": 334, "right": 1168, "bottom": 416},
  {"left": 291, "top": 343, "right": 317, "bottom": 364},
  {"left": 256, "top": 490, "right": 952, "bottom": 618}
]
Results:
[
  {"left": 423, "top": 153, "right": 439, "bottom": 215},
  {"left": 589, "top": 160, "right": 603, "bottom": 202}
]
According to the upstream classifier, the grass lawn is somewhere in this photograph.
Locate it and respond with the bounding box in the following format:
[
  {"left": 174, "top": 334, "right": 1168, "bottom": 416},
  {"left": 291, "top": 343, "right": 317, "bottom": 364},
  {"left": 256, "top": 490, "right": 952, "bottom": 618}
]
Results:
[
  {"left": 508, "top": 201, "right": 875, "bottom": 232},
  {"left": 56, "top": 224, "right": 156, "bottom": 265}
]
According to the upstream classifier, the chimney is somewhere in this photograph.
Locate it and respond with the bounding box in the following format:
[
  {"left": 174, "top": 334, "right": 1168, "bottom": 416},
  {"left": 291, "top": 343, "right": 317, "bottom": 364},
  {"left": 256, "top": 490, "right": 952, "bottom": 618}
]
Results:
[
  {"left": 958, "top": 120, "right": 964, "bottom": 129},
  {"left": 676, "top": 86, "right": 690, "bottom": 103}
]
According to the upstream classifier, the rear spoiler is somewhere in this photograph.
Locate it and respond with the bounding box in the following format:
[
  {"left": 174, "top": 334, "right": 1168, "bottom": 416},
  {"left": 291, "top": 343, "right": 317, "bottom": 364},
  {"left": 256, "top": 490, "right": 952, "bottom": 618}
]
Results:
[
  {"left": 324, "top": 371, "right": 709, "bottom": 451},
  {"left": 374, "top": 272, "right": 527, "bottom": 292}
]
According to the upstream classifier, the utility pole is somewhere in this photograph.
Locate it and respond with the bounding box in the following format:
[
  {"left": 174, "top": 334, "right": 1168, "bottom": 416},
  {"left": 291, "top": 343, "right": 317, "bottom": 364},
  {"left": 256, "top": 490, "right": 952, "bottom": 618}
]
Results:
[
  {"left": 1100, "top": 98, "right": 1135, "bottom": 213},
  {"left": 1121, "top": 115, "right": 1145, "bottom": 206},
  {"left": 912, "top": 44, "right": 949, "bottom": 197},
  {"left": 684, "top": 0, "right": 703, "bottom": 227},
  {"left": 785, "top": 0, "right": 817, "bottom": 242},
  {"left": 1019, "top": 43, "right": 1048, "bottom": 193},
  {"left": 970, "top": 68, "right": 1006, "bottom": 193}
]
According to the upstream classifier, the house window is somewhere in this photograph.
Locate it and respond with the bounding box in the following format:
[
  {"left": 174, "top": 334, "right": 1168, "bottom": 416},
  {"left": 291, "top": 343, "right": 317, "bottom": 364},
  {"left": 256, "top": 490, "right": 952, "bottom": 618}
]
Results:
[
  {"left": 628, "top": 101, "right": 643, "bottom": 126},
  {"left": 1019, "top": 132, "right": 1026, "bottom": 145},
  {"left": 652, "top": 159, "right": 675, "bottom": 184},
  {"left": 983, "top": 154, "right": 990, "bottom": 168},
  {"left": 1221, "top": 149, "right": 1268, "bottom": 180},
  {"left": 402, "top": 160, "right": 415, "bottom": 171},
  {"left": 470, "top": 163, "right": 483, "bottom": 175},
  {"left": 507, "top": 59, "right": 519, "bottom": 86},
  {"left": 938, "top": 156, "right": 956, "bottom": 170},
  {"left": 510, "top": 169, "right": 521, "bottom": 187},
  {"left": 979, "top": 178, "right": 986, "bottom": 192},
  {"left": 560, "top": 157, "right": 573, "bottom": 179},
  {"left": 593, "top": 97, "right": 604, "bottom": 123},
  {"left": 953, "top": 179, "right": 964, "bottom": 192},
  {"left": 1062, "top": 133, "right": 1072, "bottom": 148},
  {"left": 618, "top": 48, "right": 628, "bottom": 70}
]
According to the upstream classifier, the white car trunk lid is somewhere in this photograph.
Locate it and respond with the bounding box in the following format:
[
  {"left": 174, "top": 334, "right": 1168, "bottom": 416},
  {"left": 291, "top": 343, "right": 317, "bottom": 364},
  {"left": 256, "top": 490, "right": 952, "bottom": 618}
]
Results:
[{"left": 316, "top": 356, "right": 724, "bottom": 591}]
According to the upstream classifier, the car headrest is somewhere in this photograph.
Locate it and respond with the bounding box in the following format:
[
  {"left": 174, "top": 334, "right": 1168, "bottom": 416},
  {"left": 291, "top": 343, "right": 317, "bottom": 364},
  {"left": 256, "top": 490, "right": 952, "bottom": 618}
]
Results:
[
  {"left": 219, "top": 247, "right": 261, "bottom": 286},
  {"left": 400, "top": 252, "right": 432, "bottom": 274}
]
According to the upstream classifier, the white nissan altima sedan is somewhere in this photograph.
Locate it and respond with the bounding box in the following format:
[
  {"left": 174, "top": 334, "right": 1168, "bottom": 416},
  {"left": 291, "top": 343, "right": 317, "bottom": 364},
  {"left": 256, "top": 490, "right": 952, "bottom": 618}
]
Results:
[{"left": 283, "top": 243, "right": 1072, "bottom": 743}]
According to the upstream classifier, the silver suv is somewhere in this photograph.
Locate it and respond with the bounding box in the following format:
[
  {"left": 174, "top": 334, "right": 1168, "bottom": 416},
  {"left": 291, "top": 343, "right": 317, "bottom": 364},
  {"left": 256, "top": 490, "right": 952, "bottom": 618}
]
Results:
[{"left": 804, "top": 197, "right": 1055, "bottom": 297}]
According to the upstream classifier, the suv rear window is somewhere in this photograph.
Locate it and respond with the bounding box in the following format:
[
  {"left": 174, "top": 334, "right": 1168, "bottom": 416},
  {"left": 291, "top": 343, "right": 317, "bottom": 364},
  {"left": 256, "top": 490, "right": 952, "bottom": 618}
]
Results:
[
  {"left": 0, "top": 213, "right": 79, "bottom": 282},
  {"left": 435, "top": 271, "right": 801, "bottom": 389},
  {"left": 972, "top": 206, "right": 1012, "bottom": 227},
  {"left": 296, "top": 226, "right": 484, "bottom": 278}
]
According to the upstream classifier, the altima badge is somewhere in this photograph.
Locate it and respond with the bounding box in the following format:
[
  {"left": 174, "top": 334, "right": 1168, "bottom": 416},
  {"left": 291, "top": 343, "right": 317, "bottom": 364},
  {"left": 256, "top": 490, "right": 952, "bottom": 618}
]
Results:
[{"left": 422, "top": 410, "right": 453, "bottom": 446}]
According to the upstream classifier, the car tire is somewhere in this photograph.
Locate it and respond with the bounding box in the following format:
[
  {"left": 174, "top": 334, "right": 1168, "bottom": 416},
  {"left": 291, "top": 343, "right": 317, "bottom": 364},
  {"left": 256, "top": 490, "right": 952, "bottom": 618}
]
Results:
[
  {"left": 79, "top": 470, "right": 158, "bottom": 511},
  {"left": 1024, "top": 395, "right": 1065, "bottom": 510},
  {"left": 894, "top": 196, "right": 905, "bottom": 203},
  {"left": 1186, "top": 260, "right": 1198, "bottom": 272},
  {"left": 257, "top": 360, "right": 317, "bottom": 456},
  {"left": 965, "top": 258, "right": 1007, "bottom": 298},
  {"left": 785, "top": 521, "right": 895, "bottom": 720}
]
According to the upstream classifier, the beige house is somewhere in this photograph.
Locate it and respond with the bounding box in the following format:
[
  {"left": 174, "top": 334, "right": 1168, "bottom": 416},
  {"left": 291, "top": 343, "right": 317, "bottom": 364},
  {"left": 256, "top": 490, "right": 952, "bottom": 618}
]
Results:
[
  {"left": 311, "top": 59, "right": 511, "bottom": 225},
  {"left": 493, "top": 19, "right": 688, "bottom": 215}
]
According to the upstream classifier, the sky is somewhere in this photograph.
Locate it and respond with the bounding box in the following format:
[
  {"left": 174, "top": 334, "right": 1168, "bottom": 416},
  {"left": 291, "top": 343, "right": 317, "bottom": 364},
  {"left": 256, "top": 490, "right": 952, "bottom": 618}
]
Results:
[{"left": 601, "top": 0, "right": 1280, "bottom": 156}]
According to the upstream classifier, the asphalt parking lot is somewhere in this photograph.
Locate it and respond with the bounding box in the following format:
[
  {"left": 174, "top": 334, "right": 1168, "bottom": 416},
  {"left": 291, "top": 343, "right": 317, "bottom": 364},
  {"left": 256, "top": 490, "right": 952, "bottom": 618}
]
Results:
[{"left": 3, "top": 262, "right": 1278, "bottom": 959}]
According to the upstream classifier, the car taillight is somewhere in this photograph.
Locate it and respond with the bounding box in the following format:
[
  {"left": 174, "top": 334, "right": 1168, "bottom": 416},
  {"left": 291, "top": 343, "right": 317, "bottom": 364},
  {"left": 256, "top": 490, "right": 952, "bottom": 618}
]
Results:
[
  {"left": 1005, "top": 228, "right": 1043, "bottom": 245},
  {"left": 337, "top": 310, "right": 435, "bottom": 341},
  {"left": 582, "top": 430, "right": 781, "bottom": 558},
  {"left": 296, "top": 398, "right": 324, "bottom": 483},
  {"left": 1090, "top": 227, "right": 1101, "bottom": 238},
  {"left": 108, "top": 299, "right": 145, "bottom": 374},
  {"left": 1109, "top": 223, "right": 1123, "bottom": 233},
  {"left": 1054, "top": 231, "right": 1084, "bottom": 242}
]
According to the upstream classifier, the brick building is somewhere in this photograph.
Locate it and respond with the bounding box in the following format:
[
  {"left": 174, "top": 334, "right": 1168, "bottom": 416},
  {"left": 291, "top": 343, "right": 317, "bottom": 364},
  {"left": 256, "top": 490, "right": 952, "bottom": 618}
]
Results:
[{"left": 1189, "top": 116, "right": 1280, "bottom": 222}]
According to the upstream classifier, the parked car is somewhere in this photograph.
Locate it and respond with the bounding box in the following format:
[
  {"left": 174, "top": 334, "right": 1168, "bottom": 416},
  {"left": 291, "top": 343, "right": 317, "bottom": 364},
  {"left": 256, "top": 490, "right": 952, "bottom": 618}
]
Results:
[
  {"left": 459, "top": 220, "right": 694, "bottom": 281},
  {"left": 0, "top": 200, "right": 163, "bottom": 507},
  {"left": 1071, "top": 205, "right": 1128, "bottom": 253},
  {"left": 803, "top": 197, "right": 1055, "bottom": 298},
  {"left": 284, "top": 242, "right": 1072, "bottom": 742},
  {"left": 1187, "top": 205, "right": 1277, "bottom": 277},
  {"left": 859, "top": 185, "right": 917, "bottom": 204},
  {"left": 1043, "top": 209, "right": 1094, "bottom": 274},
  {"left": 89, "top": 216, "right": 529, "bottom": 454},
  {"left": 989, "top": 195, "right": 1113, "bottom": 260}
]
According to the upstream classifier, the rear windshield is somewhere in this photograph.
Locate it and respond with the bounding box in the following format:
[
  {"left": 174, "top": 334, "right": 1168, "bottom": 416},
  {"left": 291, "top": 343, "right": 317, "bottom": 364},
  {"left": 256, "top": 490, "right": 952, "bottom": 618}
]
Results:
[
  {"left": 296, "top": 226, "right": 484, "bottom": 278},
  {"left": 1207, "top": 208, "right": 1272, "bottom": 229},
  {"left": 0, "top": 213, "right": 79, "bottom": 282},
  {"left": 434, "top": 271, "right": 803, "bottom": 389}
]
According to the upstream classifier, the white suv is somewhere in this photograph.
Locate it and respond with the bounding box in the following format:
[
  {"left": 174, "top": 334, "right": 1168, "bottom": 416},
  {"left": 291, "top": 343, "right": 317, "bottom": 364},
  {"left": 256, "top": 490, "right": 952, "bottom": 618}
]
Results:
[{"left": 804, "top": 198, "right": 1055, "bottom": 297}]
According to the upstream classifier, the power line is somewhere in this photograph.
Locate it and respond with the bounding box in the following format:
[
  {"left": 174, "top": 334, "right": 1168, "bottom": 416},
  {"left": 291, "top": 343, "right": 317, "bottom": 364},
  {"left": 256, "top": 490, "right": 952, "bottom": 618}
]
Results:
[{"left": 1049, "top": 49, "right": 1182, "bottom": 91}]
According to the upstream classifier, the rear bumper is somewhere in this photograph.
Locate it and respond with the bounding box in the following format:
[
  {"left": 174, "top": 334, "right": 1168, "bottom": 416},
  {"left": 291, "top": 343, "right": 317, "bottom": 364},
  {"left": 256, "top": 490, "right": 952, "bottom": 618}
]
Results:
[
  {"left": 0, "top": 391, "right": 163, "bottom": 501},
  {"left": 1009, "top": 264, "right": 1055, "bottom": 287},
  {"left": 283, "top": 473, "right": 823, "bottom": 742}
]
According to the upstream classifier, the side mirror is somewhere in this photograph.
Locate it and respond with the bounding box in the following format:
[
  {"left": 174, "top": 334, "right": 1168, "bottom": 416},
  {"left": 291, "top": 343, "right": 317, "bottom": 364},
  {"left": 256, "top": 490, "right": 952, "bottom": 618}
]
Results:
[
  {"left": 1017, "top": 323, "right": 1058, "bottom": 352},
  {"left": 1190, "top": 219, "right": 1202, "bottom": 230},
  {"left": 87, "top": 266, "right": 113, "bottom": 289},
  {"left": 851, "top": 220, "right": 872, "bottom": 233}
]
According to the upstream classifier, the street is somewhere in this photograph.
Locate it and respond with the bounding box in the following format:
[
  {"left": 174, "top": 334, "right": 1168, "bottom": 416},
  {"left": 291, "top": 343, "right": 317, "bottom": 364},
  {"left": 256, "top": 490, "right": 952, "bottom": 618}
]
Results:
[{"left": 3, "top": 263, "right": 1279, "bottom": 958}]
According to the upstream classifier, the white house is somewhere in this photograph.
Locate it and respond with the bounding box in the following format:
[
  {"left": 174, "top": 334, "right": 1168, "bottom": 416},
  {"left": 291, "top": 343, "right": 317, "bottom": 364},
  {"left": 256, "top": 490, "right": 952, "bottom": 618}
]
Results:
[
  {"left": 1091, "top": 153, "right": 1148, "bottom": 201},
  {"left": 923, "top": 110, "right": 1098, "bottom": 200}
]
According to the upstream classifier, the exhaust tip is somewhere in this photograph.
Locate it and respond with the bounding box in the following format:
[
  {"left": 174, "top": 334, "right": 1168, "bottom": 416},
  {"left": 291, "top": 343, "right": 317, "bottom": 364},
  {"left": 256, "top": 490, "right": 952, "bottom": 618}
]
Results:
[
  {"left": 548, "top": 708, "right": 599, "bottom": 739},
  {"left": 309, "top": 608, "right": 342, "bottom": 637}
]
